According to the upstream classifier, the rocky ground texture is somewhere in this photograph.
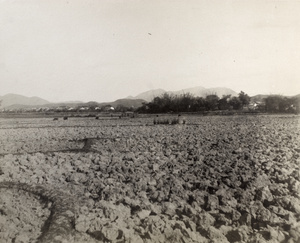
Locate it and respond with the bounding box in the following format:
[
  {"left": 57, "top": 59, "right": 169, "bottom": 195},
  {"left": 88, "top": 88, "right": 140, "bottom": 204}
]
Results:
[{"left": 0, "top": 115, "right": 299, "bottom": 243}]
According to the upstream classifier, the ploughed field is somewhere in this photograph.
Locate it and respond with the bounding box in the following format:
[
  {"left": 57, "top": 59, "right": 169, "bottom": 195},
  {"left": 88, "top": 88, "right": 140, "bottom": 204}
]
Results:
[{"left": 0, "top": 115, "right": 299, "bottom": 243}]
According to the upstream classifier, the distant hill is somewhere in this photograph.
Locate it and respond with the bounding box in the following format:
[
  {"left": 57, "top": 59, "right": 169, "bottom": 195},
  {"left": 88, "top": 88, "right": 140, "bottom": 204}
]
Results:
[
  {"left": 205, "top": 87, "right": 238, "bottom": 98},
  {"left": 251, "top": 94, "right": 300, "bottom": 103},
  {"left": 171, "top": 86, "right": 206, "bottom": 96},
  {"left": 250, "top": 94, "right": 269, "bottom": 103},
  {"left": 128, "top": 86, "right": 238, "bottom": 102},
  {"left": 109, "top": 98, "right": 146, "bottom": 108},
  {"left": 0, "top": 94, "right": 50, "bottom": 108},
  {"left": 175, "top": 86, "right": 238, "bottom": 98},
  {"left": 89, "top": 98, "right": 146, "bottom": 109},
  {"left": 3, "top": 91, "right": 298, "bottom": 111},
  {"left": 3, "top": 96, "right": 146, "bottom": 110},
  {"left": 129, "top": 89, "right": 166, "bottom": 102}
]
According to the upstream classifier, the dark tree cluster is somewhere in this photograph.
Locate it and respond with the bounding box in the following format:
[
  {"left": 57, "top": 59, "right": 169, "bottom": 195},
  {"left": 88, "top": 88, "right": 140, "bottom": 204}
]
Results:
[
  {"left": 264, "top": 95, "right": 300, "bottom": 113},
  {"left": 137, "top": 91, "right": 251, "bottom": 113}
]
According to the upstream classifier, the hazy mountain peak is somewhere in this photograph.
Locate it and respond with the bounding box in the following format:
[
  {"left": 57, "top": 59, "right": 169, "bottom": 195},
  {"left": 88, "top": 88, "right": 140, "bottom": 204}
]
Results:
[
  {"left": 205, "top": 87, "right": 238, "bottom": 97},
  {"left": 129, "top": 89, "right": 166, "bottom": 102},
  {"left": 0, "top": 93, "right": 50, "bottom": 108},
  {"left": 130, "top": 86, "right": 238, "bottom": 102}
]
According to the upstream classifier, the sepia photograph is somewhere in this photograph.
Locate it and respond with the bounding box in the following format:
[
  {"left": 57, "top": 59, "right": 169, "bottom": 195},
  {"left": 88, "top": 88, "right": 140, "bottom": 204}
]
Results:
[{"left": 0, "top": 0, "right": 299, "bottom": 242}]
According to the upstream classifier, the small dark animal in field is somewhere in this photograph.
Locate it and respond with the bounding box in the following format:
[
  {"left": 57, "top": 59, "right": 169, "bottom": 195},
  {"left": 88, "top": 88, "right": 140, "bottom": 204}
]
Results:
[
  {"left": 53, "top": 118, "right": 58, "bottom": 121},
  {"left": 63, "top": 117, "right": 68, "bottom": 120},
  {"left": 95, "top": 117, "right": 99, "bottom": 120}
]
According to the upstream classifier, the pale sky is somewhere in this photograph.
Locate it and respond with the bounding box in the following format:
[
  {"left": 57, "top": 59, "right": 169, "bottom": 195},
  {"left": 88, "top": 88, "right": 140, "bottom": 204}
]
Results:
[{"left": 1, "top": 0, "right": 300, "bottom": 102}]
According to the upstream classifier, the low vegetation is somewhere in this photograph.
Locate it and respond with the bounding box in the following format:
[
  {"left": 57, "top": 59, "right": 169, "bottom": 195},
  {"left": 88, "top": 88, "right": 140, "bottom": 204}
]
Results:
[
  {"left": 153, "top": 115, "right": 187, "bottom": 125},
  {"left": 264, "top": 95, "right": 300, "bottom": 113},
  {"left": 137, "top": 92, "right": 300, "bottom": 114}
]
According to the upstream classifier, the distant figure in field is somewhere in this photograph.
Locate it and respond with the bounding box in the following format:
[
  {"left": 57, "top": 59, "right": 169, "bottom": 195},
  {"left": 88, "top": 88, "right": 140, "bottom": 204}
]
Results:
[{"left": 63, "top": 117, "right": 68, "bottom": 120}]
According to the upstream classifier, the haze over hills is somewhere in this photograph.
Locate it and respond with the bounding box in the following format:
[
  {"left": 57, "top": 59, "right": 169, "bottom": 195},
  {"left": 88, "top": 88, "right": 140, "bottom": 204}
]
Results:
[
  {"left": 1, "top": 86, "right": 299, "bottom": 110},
  {"left": 1, "top": 86, "right": 239, "bottom": 109},
  {"left": 0, "top": 94, "right": 50, "bottom": 108},
  {"left": 0, "top": 94, "right": 85, "bottom": 109},
  {"left": 129, "top": 89, "right": 166, "bottom": 102},
  {"left": 0, "top": 93, "right": 146, "bottom": 110},
  {"left": 128, "top": 86, "right": 238, "bottom": 102}
]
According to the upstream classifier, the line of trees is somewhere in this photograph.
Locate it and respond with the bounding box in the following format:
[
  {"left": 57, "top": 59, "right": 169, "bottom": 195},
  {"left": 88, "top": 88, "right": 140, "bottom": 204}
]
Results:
[
  {"left": 137, "top": 91, "right": 251, "bottom": 113},
  {"left": 264, "top": 95, "right": 300, "bottom": 113}
]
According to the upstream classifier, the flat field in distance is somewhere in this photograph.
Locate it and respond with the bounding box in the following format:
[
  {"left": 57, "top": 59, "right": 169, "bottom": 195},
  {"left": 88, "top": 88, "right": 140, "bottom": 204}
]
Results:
[{"left": 0, "top": 114, "right": 299, "bottom": 243}]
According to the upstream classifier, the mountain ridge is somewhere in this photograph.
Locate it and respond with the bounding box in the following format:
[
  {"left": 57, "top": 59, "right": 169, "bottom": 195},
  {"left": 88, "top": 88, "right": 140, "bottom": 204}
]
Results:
[
  {"left": 1, "top": 97, "right": 146, "bottom": 110},
  {"left": 0, "top": 93, "right": 50, "bottom": 108},
  {"left": 127, "top": 86, "right": 238, "bottom": 102},
  {"left": 1, "top": 88, "right": 299, "bottom": 110}
]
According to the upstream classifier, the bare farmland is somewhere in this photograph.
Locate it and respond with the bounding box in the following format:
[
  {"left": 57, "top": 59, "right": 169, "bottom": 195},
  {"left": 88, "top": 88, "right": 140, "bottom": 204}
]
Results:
[{"left": 0, "top": 115, "right": 299, "bottom": 243}]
